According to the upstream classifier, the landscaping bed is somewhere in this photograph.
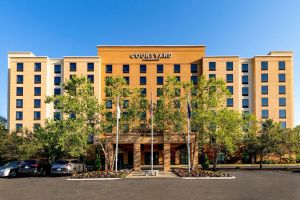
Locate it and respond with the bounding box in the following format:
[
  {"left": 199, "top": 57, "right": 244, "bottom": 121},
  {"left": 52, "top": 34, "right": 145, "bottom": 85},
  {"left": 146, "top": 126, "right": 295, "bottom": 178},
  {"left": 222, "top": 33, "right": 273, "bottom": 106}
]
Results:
[
  {"left": 70, "top": 169, "right": 132, "bottom": 179},
  {"left": 172, "top": 168, "right": 231, "bottom": 177}
]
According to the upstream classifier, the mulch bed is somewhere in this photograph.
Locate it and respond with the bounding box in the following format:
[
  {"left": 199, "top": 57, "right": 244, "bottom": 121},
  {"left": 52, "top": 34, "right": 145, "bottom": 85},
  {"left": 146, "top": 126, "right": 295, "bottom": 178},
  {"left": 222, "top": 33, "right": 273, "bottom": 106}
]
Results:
[
  {"left": 172, "top": 168, "right": 231, "bottom": 177},
  {"left": 70, "top": 169, "right": 132, "bottom": 179}
]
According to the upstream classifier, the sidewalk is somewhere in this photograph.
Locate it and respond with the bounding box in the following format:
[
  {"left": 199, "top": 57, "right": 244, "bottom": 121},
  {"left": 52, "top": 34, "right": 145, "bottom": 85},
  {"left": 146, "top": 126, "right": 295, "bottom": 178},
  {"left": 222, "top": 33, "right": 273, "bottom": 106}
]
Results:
[
  {"left": 172, "top": 164, "right": 300, "bottom": 170},
  {"left": 127, "top": 171, "right": 178, "bottom": 179}
]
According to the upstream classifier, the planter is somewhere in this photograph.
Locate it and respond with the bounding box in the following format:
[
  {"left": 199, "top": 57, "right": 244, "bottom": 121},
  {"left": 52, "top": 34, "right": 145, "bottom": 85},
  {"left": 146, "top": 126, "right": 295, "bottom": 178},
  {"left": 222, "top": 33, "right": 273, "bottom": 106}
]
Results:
[
  {"left": 172, "top": 168, "right": 231, "bottom": 178},
  {"left": 70, "top": 169, "right": 132, "bottom": 179}
]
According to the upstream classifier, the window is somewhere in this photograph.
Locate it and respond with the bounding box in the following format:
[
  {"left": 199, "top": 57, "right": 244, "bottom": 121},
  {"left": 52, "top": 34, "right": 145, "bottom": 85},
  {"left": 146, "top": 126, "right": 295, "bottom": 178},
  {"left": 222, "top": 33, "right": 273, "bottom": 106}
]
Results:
[
  {"left": 123, "top": 64, "right": 129, "bottom": 73},
  {"left": 105, "top": 88, "right": 112, "bottom": 97},
  {"left": 227, "top": 98, "right": 233, "bottom": 107},
  {"left": 70, "top": 75, "right": 75, "bottom": 80},
  {"left": 242, "top": 99, "right": 249, "bottom": 108},
  {"left": 140, "top": 88, "right": 147, "bottom": 96},
  {"left": 70, "top": 63, "right": 76, "bottom": 72},
  {"left": 261, "top": 98, "right": 268, "bottom": 107},
  {"left": 261, "top": 74, "right": 268, "bottom": 82},
  {"left": 157, "top": 64, "right": 163, "bottom": 73},
  {"left": 191, "top": 76, "right": 198, "bottom": 85},
  {"left": 54, "top": 77, "right": 61, "bottom": 85},
  {"left": 33, "top": 123, "right": 41, "bottom": 129},
  {"left": 54, "top": 112, "right": 61, "bottom": 120},
  {"left": 175, "top": 88, "right": 180, "bottom": 97},
  {"left": 106, "top": 100, "right": 112, "bottom": 109},
  {"left": 279, "top": 74, "right": 285, "bottom": 82},
  {"left": 226, "top": 74, "right": 233, "bottom": 83},
  {"left": 242, "top": 64, "right": 248, "bottom": 72},
  {"left": 226, "top": 62, "right": 233, "bottom": 71},
  {"left": 242, "top": 87, "right": 249, "bottom": 96},
  {"left": 34, "top": 111, "right": 41, "bottom": 120},
  {"left": 123, "top": 100, "right": 129, "bottom": 109},
  {"left": 174, "top": 64, "right": 180, "bottom": 73},
  {"left": 280, "top": 122, "right": 286, "bottom": 129},
  {"left": 54, "top": 65, "right": 61, "bottom": 73},
  {"left": 87, "top": 75, "right": 94, "bottom": 83},
  {"left": 279, "top": 110, "right": 286, "bottom": 118},
  {"left": 123, "top": 124, "right": 129, "bottom": 133},
  {"left": 261, "top": 86, "right": 268, "bottom": 94},
  {"left": 174, "top": 100, "right": 180, "bottom": 109},
  {"left": 17, "top": 63, "right": 23, "bottom": 72},
  {"left": 191, "top": 64, "right": 198, "bottom": 73},
  {"left": 261, "top": 61, "right": 268, "bottom": 70},
  {"left": 16, "top": 111, "right": 23, "bottom": 120},
  {"left": 176, "top": 76, "right": 180, "bottom": 82},
  {"left": 17, "top": 75, "right": 23, "bottom": 84},
  {"left": 87, "top": 63, "right": 94, "bottom": 71},
  {"left": 16, "top": 87, "right": 23, "bottom": 96},
  {"left": 157, "top": 76, "right": 163, "bottom": 85},
  {"left": 242, "top": 75, "right": 248, "bottom": 84},
  {"left": 140, "top": 77, "right": 147, "bottom": 85},
  {"left": 34, "top": 75, "right": 41, "bottom": 84},
  {"left": 34, "top": 99, "right": 41, "bottom": 108},
  {"left": 209, "top": 62, "right": 216, "bottom": 71},
  {"left": 16, "top": 99, "right": 23, "bottom": 108},
  {"left": 140, "top": 64, "right": 146, "bottom": 73},
  {"left": 106, "top": 65, "right": 112, "bottom": 73},
  {"left": 140, "top": 112, "right": 146, "bottom": 121},
  {"left": 209, "top": 74, "right": 216, "bottom": 79},
  {"left": 227, "top": 86, "right": 233, "bottom": 95},
  {"left": 279, "top": 61, "right": 285, "bottom": 70},
  {"left": 157, "top": 88, "right": 163, "bottom": 97},
  {"left": 34, "top": 87, "right": 41, "bottom": 96},
  {"left": 69, "top": 113, "right": 76, "bottom": 119},
  {"left": 54, "top": 88, "right": 61, "bottom": 95},
  {"left": 34, "top": 63, "right": 41, "bottom": 72},
  {"left": 279, "top": 86, "right": 286, "bottom": 94},
  {"left": 16, "top": 123, "right": 23, "bottom": 131},
  {"left": 262, "top": 110, "right": 269, "bottom": 119},
  {"left": 279, "top": 97, "right": 286, "bottom": 106},
  {"left": 124, "top": 77, "right": 130, "bottom": 84}
]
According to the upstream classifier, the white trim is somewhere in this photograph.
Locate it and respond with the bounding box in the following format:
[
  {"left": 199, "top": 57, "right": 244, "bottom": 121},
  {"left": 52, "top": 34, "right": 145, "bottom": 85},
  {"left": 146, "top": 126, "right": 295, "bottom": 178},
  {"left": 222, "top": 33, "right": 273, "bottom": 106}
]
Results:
[
  {"left": 97, "top": 45, "right": 205, "bottom": 47},
  {"left": 182, "top": 176, "right": 236, "bottom": 180},
  {"left": 67, "top": 178, "right": 123, "bottom": 181}
]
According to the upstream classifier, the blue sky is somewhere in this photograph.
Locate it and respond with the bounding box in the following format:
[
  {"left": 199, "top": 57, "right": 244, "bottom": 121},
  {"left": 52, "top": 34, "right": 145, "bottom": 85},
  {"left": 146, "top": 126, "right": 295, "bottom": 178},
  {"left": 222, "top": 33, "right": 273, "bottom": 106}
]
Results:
[{"left": 0, "top": 0, "right": 299, "bottom": 126}]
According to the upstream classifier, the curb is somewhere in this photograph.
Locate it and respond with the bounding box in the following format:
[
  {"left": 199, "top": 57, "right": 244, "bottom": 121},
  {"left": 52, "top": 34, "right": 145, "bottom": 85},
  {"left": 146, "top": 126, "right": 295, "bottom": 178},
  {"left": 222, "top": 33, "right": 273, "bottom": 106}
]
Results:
[
  {"left": 181, "top": 176, "right": 236, "bottom": 180},
  {"left": 66, "top": 178, "right": 123, "bottom": 181}
]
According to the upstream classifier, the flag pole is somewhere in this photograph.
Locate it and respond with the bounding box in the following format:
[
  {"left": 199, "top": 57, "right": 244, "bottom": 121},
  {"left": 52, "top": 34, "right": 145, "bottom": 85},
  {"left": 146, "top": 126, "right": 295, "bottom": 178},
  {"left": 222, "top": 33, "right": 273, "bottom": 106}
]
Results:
[
  {"left": 151, "top": 92, "right": 154, "bottom": 171},
  {"left": 187, "top": 94, "right": 191, "bottom": 173},
  {"left": 115, "top": 96, "right": 120, "bottom": 172}
]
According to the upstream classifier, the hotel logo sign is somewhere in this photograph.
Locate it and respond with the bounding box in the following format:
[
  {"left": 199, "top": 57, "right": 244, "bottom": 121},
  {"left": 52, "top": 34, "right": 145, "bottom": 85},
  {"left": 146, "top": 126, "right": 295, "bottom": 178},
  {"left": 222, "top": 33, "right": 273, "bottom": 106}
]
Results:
[{"left": 130, "top": 53, "right": 172, "bottom": 61}]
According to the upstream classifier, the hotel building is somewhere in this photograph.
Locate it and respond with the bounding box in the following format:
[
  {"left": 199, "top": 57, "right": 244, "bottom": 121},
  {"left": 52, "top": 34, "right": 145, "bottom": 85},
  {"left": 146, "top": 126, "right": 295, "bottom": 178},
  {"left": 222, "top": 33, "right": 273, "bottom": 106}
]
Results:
[{"left": 8, "top": 45, "right": 294, "bottom": 171}]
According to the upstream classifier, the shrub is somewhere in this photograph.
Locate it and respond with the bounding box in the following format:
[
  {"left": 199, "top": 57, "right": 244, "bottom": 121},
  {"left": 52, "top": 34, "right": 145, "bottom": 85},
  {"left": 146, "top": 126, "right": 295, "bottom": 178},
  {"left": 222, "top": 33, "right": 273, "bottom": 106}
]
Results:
[{"left": 201, "top": 154, "right": 210, "bottom": 170}]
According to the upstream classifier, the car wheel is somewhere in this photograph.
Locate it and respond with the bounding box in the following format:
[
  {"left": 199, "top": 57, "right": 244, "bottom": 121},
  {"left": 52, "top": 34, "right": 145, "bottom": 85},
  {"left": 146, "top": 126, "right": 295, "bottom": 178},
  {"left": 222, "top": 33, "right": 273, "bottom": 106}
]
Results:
[{"left": 9, "top": 170, "right": 17, "bottom": 178}]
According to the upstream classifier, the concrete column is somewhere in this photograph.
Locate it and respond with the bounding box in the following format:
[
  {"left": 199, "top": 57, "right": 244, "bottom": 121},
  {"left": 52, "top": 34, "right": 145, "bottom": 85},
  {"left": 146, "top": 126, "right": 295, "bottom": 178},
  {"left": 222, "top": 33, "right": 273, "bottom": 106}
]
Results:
[
  {"left": 191, "top": 143, "right": 199, "bottom": 169},
  {"left": 164, "top": 143, "right": 171, "bottom": 172},
  {"left": 133, "top": 143, "right": 141, "bottom": 171},
  {"left": 175, "top": 150, "right": 180, "bottom": 165}
]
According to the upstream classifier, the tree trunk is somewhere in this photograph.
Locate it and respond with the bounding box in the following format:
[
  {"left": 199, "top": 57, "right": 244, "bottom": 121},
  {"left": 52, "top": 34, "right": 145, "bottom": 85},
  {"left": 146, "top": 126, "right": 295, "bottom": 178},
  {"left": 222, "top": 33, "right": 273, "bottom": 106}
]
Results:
[{"left": 259, "top": 155, "right": 263, "bottom": 169}]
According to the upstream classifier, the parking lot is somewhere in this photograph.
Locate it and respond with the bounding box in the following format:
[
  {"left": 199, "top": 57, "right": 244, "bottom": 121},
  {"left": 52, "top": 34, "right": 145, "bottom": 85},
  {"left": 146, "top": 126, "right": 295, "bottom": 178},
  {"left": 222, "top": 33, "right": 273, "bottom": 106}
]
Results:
[{"left": 0, "top": 170, "right": 300, "bottom": 200}]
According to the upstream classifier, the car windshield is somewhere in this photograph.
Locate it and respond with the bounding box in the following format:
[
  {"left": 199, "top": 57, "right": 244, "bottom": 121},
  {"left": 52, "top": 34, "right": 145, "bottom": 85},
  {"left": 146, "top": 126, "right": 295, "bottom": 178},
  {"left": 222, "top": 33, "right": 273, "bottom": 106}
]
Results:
[
  {"left": 23, "top": 160, "right": 37, "bottom": 165},
  {"left": 2, "top": 161, "right": 19, "bottom": 168},
  {"left": 53, "top": 160, "right": 69, "bottom": 165}
]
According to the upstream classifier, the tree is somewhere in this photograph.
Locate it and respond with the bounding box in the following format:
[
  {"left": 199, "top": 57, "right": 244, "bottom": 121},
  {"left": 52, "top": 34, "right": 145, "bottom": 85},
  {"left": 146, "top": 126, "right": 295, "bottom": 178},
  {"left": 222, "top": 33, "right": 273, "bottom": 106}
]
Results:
[
  {"left": 44, "top": 76, "right": 102, "bottom": 159},
  {"left": 208, "top": 108, "right": 243, "bottom": 170},
  {"left": 256, "top": 119, "right": 280, "bottom": 169},
  {"left": 242, "top": 114, "right": 260, "bottom": 164}
]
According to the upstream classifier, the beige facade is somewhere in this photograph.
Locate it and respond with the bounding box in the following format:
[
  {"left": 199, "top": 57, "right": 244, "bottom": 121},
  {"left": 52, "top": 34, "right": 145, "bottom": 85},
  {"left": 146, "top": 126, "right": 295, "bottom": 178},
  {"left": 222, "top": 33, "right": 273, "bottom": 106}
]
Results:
[{"left": 7, "top": 45, "right": 294, "bottom": 171}]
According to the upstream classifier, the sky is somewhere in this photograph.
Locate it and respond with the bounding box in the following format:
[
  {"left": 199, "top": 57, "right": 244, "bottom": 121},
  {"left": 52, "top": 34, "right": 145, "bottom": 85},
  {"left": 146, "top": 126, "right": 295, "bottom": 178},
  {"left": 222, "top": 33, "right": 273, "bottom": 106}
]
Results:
[{"left": 0, "top": 0, "right": 299, "bottom": 126}]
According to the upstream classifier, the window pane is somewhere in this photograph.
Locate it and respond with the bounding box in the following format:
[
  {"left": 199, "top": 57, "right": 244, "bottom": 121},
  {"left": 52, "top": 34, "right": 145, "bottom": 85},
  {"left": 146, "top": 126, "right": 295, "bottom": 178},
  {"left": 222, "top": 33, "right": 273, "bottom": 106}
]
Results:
[
  {"left": 279, "top": 110, "right": 286, "bottom": 118},
  {"left": 16, "top": 99, "right": 23, "bottom": 108},
  {"left": 34, "top": 75, "right": 41, "bottom": 84},
  {"left": 70, "top": 63, "right": 76, "bottom": 72},
  {"left": 54, "top": 77, "right": 61, "bottom": 85},
  {"left": 227, "top": 98, "right": 233, "bottom": 107},
  {"left": 279, "top": 74, "right": 285, "bottom": 82},
  {"left": 35, "top": 63, "right": 41, "bottom": 72},
  {"left": 106, "top": 65, "right": 112, "bottom": 73},
  {"left": 191, "top": 64, "right": 197, "bottom": 73},
  {"left": 262, "top": 110, "right": 269, "bottom": 118},
  {"left": 34, "top": 87, "right": 41, "bottom": 96},
  {"left": 17, "top": 63, "right": 23, "bottom": 72},
  {"left": 279, "top": 86, "right": 286, "bottom": 94},
  {"left": 242, "top": 99, "right": 249, "bottom": 108},
  {"left": 106, "top": 100, "right": 112, "bottom": 109},
  {"left": 87, "top": 63, "right": 94, "bottom": 71},
  {"left": 209, "top": 62, "right": 216, "bottom": 71},
  {"left": 157, "top": 88, "right": 163, "bottom": 97},
  {"left": 226, "top": 62, "right": 233, "bottom": 71},
  {"left": 209, "top": 74, "right": 216, "bottom": 79},
  {"left": 191, "top": 76, "right": 198, "bottom": 85},
  {"left": 261, "top": 74, "right": 268, "bottom": 82},
  {"left": 261, "top": 98, "right": 268, "bottom": 106},
  {"left": 261, "top": 86, "right": 268, "bottom": 94},
  {"left": 227, "top": 86, "right": 233, "bottom": 95},
  {"left": 157, "top": 76, "right": 163, "bottom": 85},
  {"left": 261, "top": 61, "right": 268, "bottom": 70},
  {"left": 140, "top": 88, "right": 147, "bottom": 96},
  {"left": 34, "top": 99, "right": 41, "bottom": 108},
  {"left": 17, "top": 75, "right": 23, "bottom": 84},
  {"left": 140, "top": 64, "right": 146, "bottom": 73},
  {"left": 54, "top": 88, "right": 61, "bottom": 95},
  {"left": 279, "top": 97, "right": 286, "bottom": 106},
  {"left": 242, "top": 75, "right": 248, "bottom": 84},
  {"left": 16, "top": 111, "right": 23, "bottom": 120},
  {"left": 123, "top": 64, "right": 129, "bottom": 73},
  {"left": 54, "top": 65, "right": 61, "bottom": 73},
  {"left": 242, "top": 64, "right": 248, "bottom": 72},
  {"left": 279, "top": 61, "right": 285, "bottom": 70},
  {"left": 157, "top": 64, "right": 163, "bottom": 73},
  {"left": 280, "top": 122, "right": 286, "bottom": 129},
  {"left": 140, "top": 77, "right": 147, "bottom": 85},
  {"left": 34, "top": 111, "right": 41, "bottom": 120},
  {"left": 174, "top": 64, "right": 180, "bottom": 73},
  {"left": 16, "top": 87, "right": 23, "bottom": 96},
  {"left": 124, "top": 77, "right": 130, "bottom": 84},
  {"left": 87, "top": 75, "right": 94, "bottom": 83},
  {"left": 242, "top": 87, "right": 249, "bottom": 96},
  {"left": 226, "top": 74, "right": 233, "bottom": 83}
]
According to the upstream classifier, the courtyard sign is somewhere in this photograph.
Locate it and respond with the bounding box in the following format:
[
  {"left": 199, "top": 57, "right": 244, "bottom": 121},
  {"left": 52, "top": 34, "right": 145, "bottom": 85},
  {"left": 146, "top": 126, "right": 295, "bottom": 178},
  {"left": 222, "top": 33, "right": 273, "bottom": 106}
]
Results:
[{"left": 130, "top": 53, "right": 172, "bottom": 61}]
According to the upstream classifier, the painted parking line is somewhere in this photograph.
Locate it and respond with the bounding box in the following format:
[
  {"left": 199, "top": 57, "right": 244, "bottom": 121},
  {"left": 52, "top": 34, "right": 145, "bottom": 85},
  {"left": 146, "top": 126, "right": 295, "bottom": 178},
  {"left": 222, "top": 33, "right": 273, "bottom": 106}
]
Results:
[
  {"left": 182, "top": 176, "right": 236, "bottom": 180},
  {"left": 67, "top": 178, "right": 123, "bottom": 181}
]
